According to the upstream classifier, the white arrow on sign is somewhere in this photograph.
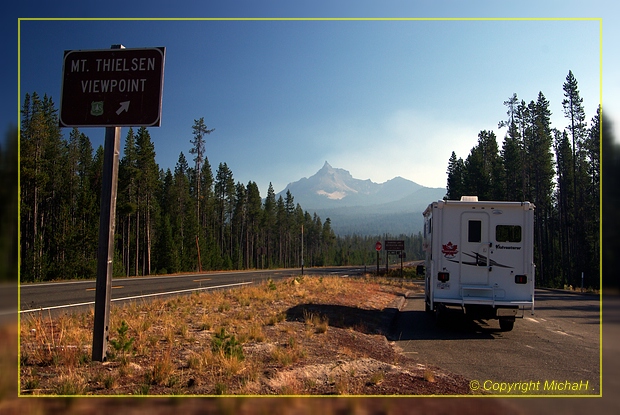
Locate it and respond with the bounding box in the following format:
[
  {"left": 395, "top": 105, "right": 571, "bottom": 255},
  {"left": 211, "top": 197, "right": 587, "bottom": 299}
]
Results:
[{"left": 116, "top": 101, "right": 130, "bottom": 115}]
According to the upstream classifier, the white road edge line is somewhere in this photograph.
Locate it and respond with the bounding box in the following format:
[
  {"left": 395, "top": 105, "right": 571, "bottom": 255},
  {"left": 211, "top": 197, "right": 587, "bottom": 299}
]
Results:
[
  {"left": 20, "top": 271, "right": 267, "bottom": 288},
  {"left": 19, "top": 281, "right": 254, "bottom": 314}
]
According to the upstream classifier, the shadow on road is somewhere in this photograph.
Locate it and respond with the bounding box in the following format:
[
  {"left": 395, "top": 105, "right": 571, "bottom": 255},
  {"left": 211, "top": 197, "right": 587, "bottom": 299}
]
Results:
[{"left": 389, "top": 309, "right": 507, "bottom": 341}]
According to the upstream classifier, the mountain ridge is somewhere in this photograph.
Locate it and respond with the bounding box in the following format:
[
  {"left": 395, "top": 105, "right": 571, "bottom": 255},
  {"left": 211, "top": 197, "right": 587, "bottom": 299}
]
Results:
[{"left": 277, "top": 162, "right": 446, "bottom": 235}]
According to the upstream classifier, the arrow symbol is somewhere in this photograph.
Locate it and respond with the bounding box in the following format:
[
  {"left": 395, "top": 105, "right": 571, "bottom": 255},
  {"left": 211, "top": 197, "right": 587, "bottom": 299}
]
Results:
[{"left": 116, "top": 101, "right": 130, "bottom": 115}]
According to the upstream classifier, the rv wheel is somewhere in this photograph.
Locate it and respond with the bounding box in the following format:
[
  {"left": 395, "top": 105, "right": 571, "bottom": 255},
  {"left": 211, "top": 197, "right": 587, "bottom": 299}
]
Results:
[
  {"left": 499, "top": 319, "right": 515, "bottom": 331},
  {"left": 435, "top": 304, "right": 447, "bottom": 327}
]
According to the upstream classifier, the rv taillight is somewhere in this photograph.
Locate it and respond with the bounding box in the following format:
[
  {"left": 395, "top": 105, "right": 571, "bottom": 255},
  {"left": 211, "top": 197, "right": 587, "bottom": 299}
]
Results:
[
  {"left": 515, "top": 275, "right": 527, "bottom": 284},
  {"left": 438, "top": 272, "right": 450, "bottom": 282}
]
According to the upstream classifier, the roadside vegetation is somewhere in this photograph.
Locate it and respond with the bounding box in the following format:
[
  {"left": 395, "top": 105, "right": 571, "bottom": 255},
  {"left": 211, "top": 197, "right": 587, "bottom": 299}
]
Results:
[{"left": 18, "top": 273, "right": 462, "bottom": 396}]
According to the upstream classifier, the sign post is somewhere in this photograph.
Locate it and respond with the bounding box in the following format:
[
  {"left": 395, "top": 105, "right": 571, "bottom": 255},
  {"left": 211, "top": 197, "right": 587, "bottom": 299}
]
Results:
[
  {"left": 384, "top": 240, "right": 405, "bottom": 277},
  {"left": 60, "top": 44, "right": 165, "bottom": 362},
  {"left": 375, "top": 241, "right": 382, "bottom": 276},
  {"left": 91, "top": 123, "right": 121, "bottom": 362}
]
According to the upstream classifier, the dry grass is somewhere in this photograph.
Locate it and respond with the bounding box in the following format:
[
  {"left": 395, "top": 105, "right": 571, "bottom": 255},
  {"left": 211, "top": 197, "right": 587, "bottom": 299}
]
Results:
[
  {"left": 303, "top": 309, "right": 329, "bottom": 335},
  {"left": 424, "top": 368, "right": 436, "bottom": 383},
  {"left": 19, "top": 274, "right": 427, "bottom": 396}
]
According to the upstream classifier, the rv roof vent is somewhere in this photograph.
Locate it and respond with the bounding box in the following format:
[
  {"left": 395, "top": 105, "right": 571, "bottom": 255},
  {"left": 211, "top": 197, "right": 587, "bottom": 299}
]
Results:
[{"left": 460, "top": 196, "right": 479, "bottom": 202}]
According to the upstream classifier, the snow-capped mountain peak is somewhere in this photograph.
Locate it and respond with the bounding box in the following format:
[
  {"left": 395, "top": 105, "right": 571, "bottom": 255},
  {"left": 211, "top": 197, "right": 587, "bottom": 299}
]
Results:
[{"left": 276, "top": 162, "right": 446, "bottom": 235}]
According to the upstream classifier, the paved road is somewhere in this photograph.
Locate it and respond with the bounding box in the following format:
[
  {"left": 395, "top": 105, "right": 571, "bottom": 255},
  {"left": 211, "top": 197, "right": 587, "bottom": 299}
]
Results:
[
  {"left": 391, "top": 288, "right": 600, "bottom": 395},
  {"left": 19, "top": 266, "right": 367, "bottom": 316}
]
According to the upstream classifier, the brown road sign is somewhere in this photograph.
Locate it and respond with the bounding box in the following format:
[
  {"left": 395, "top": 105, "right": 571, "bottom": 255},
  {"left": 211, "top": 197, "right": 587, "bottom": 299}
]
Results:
[
  {"left": 385, "top": 240, "right": 405, "bottom": 251},
  {"left": 60, "top": 47, "right": 165, "bottom": 127}
]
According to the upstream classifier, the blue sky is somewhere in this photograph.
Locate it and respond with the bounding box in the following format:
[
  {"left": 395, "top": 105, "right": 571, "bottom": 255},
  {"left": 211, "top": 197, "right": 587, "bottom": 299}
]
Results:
[{"left": 9, "top": 1, "right": 617, "bottom": 197}]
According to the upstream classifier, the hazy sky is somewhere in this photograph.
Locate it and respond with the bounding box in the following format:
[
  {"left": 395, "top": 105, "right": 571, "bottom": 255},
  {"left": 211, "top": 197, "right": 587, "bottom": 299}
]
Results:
[{"left": 10, "top": 1, "right": 616, "bottom": 197}]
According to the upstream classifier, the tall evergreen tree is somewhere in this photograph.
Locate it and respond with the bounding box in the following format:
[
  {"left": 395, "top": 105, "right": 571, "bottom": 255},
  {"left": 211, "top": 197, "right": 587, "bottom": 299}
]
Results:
[
  {"left": 172, "top": 152, "right": 200, "bottom": 271},
  {"left": 262, "top": 183, "right": 277, "bottom": 268},
  {"left": 135, "top": 127, "right": 160, "bottom": 275},
  {"left": 445, "top": 151, "right": 465, "bottom": 200},
  {"left": 501, "top": 135, "right": 523, "bottom": 201},
  {"left": 246, "top": 181, "right": 263, "bottom": 269},
  {"left": 586, "top": 107, "right": 600, "bottom": 273},
  {"left": 562, "top": 70, "right": 587, "bottom": 186},
  {"left": 499, "top": 93, "right": 525, "bottom": 201},
  {"left": 554, "top": 129, "right": 575, "bottom": 286},
  {"left": 189, "top": 117, "right": 215, "bottom": 225},
  {"left": 214, "top": 162, "right": 235, "bottom": 265},
  {"left": 462, "top": 130, "right": 502, "bottom": 200},
  {"left": 118, "top": 127, "right": 138, "bottom": 276},
  {"left": 232, "top": 182, "right": 247, "bottom": 269},
  {"left": 528, "top": 92, "right": 555, "bottom": 286},
  {"left": 561, "top": 71, "right": 592, "bottom": 287}
]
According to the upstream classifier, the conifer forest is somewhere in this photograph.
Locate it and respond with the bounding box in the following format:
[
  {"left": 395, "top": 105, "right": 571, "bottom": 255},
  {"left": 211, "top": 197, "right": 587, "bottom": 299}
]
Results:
[{"left": 20, "top": 71, "right": 601, "bottom": 289}]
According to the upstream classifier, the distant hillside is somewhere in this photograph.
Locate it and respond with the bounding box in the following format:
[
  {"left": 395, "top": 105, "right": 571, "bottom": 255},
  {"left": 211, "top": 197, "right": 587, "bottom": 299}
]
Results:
[{"left": 277, "top": 162, "right": 446, "bottom": 235}]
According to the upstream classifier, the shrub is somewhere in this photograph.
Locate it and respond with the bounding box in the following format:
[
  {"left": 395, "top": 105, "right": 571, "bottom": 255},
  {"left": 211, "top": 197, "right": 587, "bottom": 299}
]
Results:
[
  {"left": 108, "top": 320, "right": 135, "bottom": 363},
  {"left": 211, "top": 328, "right": 244, "bottom": 361}
]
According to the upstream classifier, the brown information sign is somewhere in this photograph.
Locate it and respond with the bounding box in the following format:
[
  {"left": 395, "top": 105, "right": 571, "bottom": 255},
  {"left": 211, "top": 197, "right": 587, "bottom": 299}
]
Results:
[
  {"left": 60, "top": 47, "right": 165, "bottom": 127},
  {"left": 384, "top": 240, "right": 405, "bottom": 251}
]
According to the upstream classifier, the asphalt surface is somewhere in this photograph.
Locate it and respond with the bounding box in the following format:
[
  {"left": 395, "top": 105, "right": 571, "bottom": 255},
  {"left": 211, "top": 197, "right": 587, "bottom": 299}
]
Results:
[
  {"left": 390, "top": 288, "right": 601, "bottom": 396},
  {"left": 18, "top": 266, "right": 367, "bottom": 316}
]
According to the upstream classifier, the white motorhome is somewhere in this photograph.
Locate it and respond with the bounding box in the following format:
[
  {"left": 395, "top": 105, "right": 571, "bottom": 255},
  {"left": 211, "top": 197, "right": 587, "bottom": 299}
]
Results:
[{"left": 422, "top": 196, "right": 535, "bottom": 331}]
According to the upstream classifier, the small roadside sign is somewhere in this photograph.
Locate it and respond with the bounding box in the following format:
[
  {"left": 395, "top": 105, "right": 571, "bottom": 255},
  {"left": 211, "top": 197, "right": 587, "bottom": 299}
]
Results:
[
  {"left": 385, "top": 240, "right": 405, "bottom": 251},
  {"left": 375, "top": 241, "right": 382, "bottom": 251},
  {"left": 60, "top": 47, "right": 165, "bottom": 127}
]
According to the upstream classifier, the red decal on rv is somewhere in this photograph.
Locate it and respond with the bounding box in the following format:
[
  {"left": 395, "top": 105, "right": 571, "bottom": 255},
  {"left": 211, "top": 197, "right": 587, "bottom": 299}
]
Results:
[{"left": 442, "top": 242, "right": 458, "bottom": 258}]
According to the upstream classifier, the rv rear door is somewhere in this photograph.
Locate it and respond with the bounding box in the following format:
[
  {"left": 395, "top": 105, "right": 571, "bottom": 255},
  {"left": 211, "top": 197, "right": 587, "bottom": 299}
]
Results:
[{"left": 460, "top": 211, "right": 491, "bottom": 285}]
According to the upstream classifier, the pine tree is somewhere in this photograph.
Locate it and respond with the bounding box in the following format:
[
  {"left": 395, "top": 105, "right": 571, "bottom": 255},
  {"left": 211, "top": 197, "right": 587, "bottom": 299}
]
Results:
[
  {"left": 135, "top": 127, "right": 160, "bottom": 275},
  {"left": 580, "top": 107, "right": 600, "bottom": 288},
  {"left": 554, "top": 129, "right": 574, "bottom": 286},
  {"left": 214, "top": 162, "right": 235, "bottom": 265},
  {"left": 561, "top": 71, "right": 590, "bottom": 287},
  {"left": 499, "top": 93, "right": 525, "bottom": 201},
  {"left": 118, "top": 127, "right": 138, "bottom": 276},
  {"left": 172, "top": 152, "right": 200, "bottom": 271},
  {"left": 528, "top": 92, "right": 555, "bottom": 286},
  {"left": 321, "top": 217, "right": 336, "bottom": 265},
  {"left": 445, "top": 151, "right": 465, "bottom": 200},
  {"left": 501, "top": 135, "right": 523, "bottom": 201},
  {"left": 246, "top": 181, "right": 263, "bottom": 269},
  {"left": 262, "top": 183, "right": 277, "bottom": 268},
  {"left": 462, "top": 131, "right": 502, "bottom": 200},
  {"left": 232, "top": 182, "right": 247, "bottom": 269},
  {"left": 189, "top": 117, "right": 215, "bottom": 225},
  {"left": 562, "top": 71, "right": 587, "bottom": 184}
]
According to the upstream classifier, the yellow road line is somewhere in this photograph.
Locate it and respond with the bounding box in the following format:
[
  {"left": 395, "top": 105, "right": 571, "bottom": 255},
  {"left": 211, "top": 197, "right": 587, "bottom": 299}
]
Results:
[{"left": 86, "top": 286, "right": 123, "bottom": 291}]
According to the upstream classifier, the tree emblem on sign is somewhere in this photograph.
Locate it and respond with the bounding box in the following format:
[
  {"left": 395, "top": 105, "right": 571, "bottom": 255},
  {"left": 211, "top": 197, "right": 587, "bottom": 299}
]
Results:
[{"left": 90, "top": 101, "right": 104, "bottom": 117}]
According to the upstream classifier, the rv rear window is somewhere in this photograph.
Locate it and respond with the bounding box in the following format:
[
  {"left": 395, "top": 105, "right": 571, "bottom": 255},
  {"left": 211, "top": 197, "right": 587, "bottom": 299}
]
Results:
[
  {"left": 496, "top": 225, "right": 522, "bottom": 243},
  {"left": 468, "top": 220, "right": 482, "bottom": 243}
]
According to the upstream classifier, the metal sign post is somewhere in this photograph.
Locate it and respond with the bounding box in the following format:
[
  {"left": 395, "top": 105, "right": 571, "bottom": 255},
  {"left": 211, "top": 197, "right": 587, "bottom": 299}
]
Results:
[
  {"left": 92, "top": 124, "right": 121, "bottom": 362},
  {"left": 384, "top": 240, "right": 405, "bottom": 277},
  {"left": 375, "top": 241, "right": 382, "bottom": 276}
]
